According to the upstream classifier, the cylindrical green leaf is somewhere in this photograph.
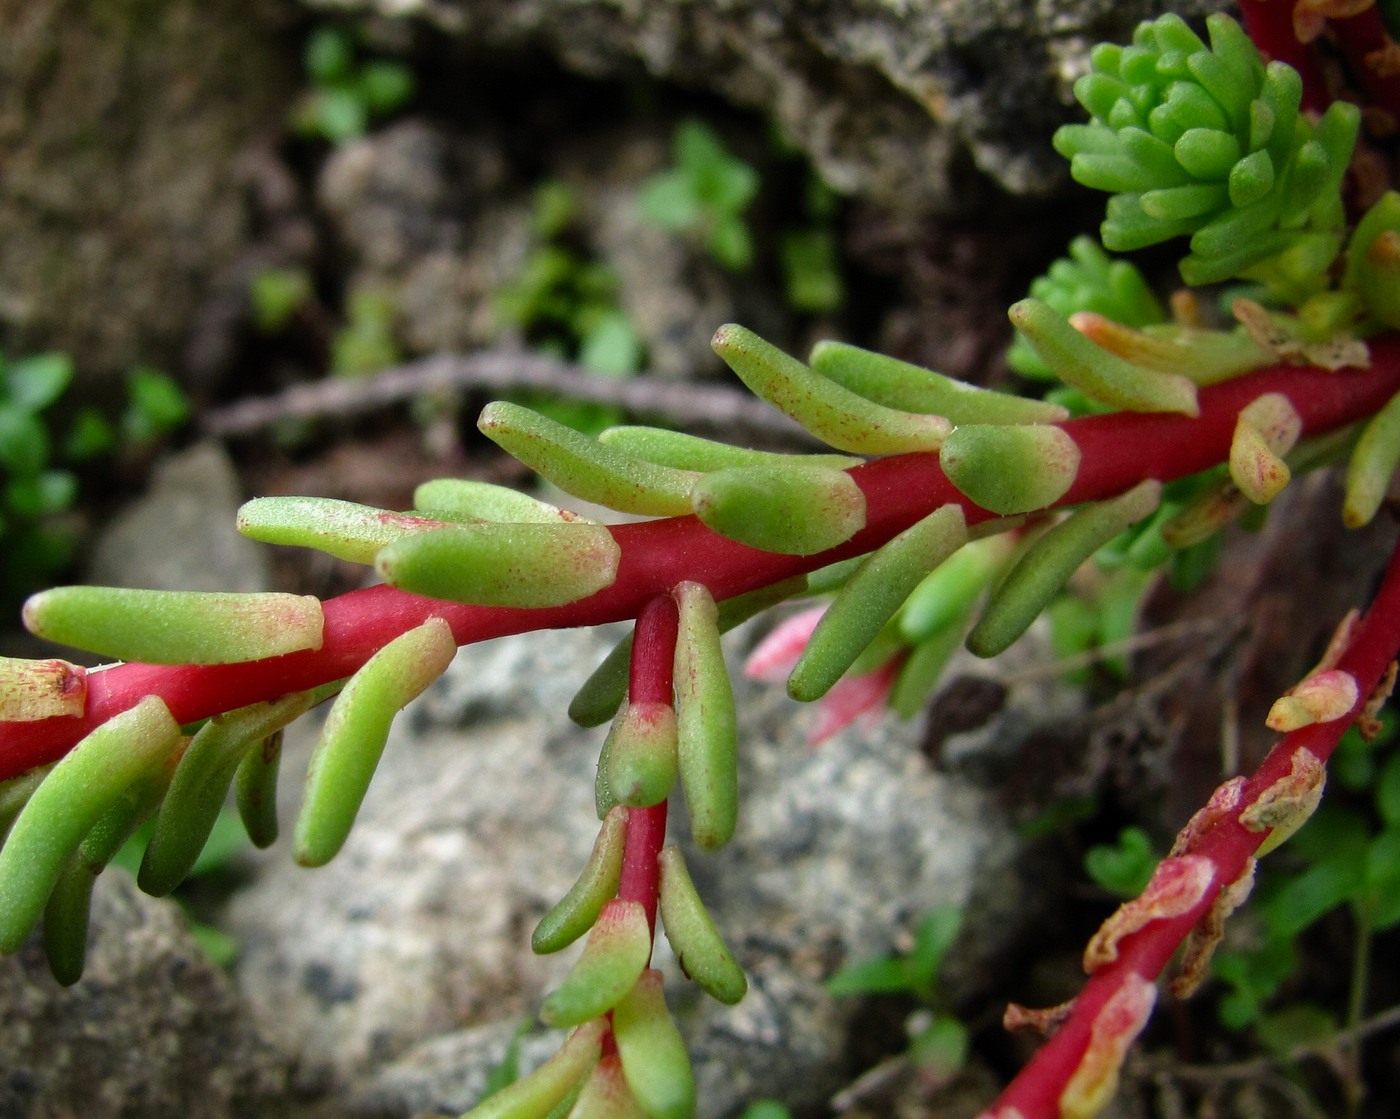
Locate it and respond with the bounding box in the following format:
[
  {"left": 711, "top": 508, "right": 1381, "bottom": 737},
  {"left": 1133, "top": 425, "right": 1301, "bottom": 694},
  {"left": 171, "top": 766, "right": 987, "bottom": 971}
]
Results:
[
  {"left": 657, "top": 844, "right": 747, "bottom": 1004},
  {"left": 898, "top": 530, "right": 1018, "bottom": 643},
  {"left": 140, "top": 691, "right": 315, "bottom": 896},
  {"left": 0, "top": 768, "right": 48, "bottom": 847},
  {"left": 459, "top": 1018, "right": 606, "bottom": 1119},
  {"left": 1008, "top": 299, "right": 1200, "bottom": 416},
  {"left": 788, "top": 505, "right": 968, "bottom": 702},
  {"left": 412, "top": 479, "right": 581, "bottom": 524},
  {"left": 540, "top": 898, "right": 652, "bottom": 1027},
  {"left": 237, "top": 496, "right": 456, "bottom": 564},
  {"left": 22, "top": 586, "right": 325, "bottom": 665},
  {"left": 598, "top": 425, "right": 859, "bottom": 472},
  {"left": 1344, "top": 389, "right": 1400, "bottom": 528},
  {"left": 0, "top": 657, "right": 86, "bottom": 722},
  {"left": 478, "top": 401, "right": 699, "bottom": 516},
  {"left": 0, "top": 695, "right": 183, "bottom": 953},
  {"left": 940, "top": 423, "right": 1081, "bottom": 515},
  {"left": 294, "top": 618, "right": 456, "bottom": 867},
  {"left": 672, "top": 582, "right": 738, "bottom": 850},
  {"left": 571, "top": 631, "right": 635, "bottom": 731},
  {"left": 613, "top": 968, "right": 697, "bottom": 1119},
  {"left": 690, "top": 464, "right": 866, "bottom": 556},
  {"left": 711, "top": 324, "right": 951, "bottom": 453},
  {"left": 967, "top": 480, "right": 1163, "bottom": 658},
  {"left": 235, "top": 727, "right": 284, "bottom": 849},
  {"left": 42, "top": 859, "right": 97, "bottom": 986},
  {"left": 376, "top": 521, "right": 622, "bottom": 608},
  {"left": 600, "top": 702, "right": 679, "bottom": 809},
  {"left": 807, "top": 341, "right": 1068, "bottom": 425},
  {"left": 43, "top": 765, "right": 172, "bottom": 984},
  {"left": 533, "top": 806, "right": 629, "bottom": 956},
  {"left": 1348, "top": 192, "right": 1400, "bottom": 329}
]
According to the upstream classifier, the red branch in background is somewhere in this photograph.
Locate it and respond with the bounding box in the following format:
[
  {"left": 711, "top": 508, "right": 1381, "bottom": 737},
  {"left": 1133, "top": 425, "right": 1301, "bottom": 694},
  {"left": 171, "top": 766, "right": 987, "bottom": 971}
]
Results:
[
  {"left": 981, "top": 535, "right": 1400, "bottom": 1119},
  {"left": 1239, "top": 0, "right": 1400, "bottom": 124},
  {"left": 3, "top": 346, "right": 1400, "bottom": 783}
]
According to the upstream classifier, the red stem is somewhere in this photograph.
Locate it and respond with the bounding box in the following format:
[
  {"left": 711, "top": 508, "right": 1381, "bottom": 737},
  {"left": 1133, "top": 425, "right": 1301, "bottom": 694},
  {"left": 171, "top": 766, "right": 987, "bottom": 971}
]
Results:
[
  {"left": 1327, "top": 5, "right": 1400, "bottom": 127},
  {"left": 986, "top": 535, "right": 1400, "bottom": 1119},
  {"left": 3, "top": 348, "right": 1400, "bottom": 782},
  {"left": 614, "top": 596, "right": 678, "bottom": 939},
  {"left": 1237, "top": 0, "right": 1334, "bottom": 113}
]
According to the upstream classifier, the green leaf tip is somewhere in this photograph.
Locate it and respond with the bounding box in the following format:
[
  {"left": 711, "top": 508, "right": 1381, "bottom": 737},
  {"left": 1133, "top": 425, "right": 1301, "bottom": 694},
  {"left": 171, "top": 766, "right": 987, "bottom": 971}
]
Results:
[
  {"left": 690, "top": 464, "right": 866, "bottom": 556},
  {"left": 376, "top": 521, "right": 622, "bottom": 608},
  {"left": 613, "top": 968, "right": 697, "bottom": 1119},
  {"left": 0, "top": 694, "right": 183, "bottom": 954},
  {"left": 459, "top": 1018, "right": 607, "bottom": 1119},
  {"left": 1344, "top": 389, "right": 1400, "bottom": 528},
  {"left": 658, "top": 844, "right": 747, "bottom": 1004},
  {"left": 672, "top": 582, "right": 738, "bottom": 850},
  {"left": 293, "top": 618, "right": 456, "bottom": 867},
  {"left": 0, "top": 657, "right": 86, "bottom": 722},
  {"left": 598, "top": 425, "right": 860, "bottom": 473},
  {"left": 539, "top": 897, "right": 652, "bottom": 1028},
  {"left": 1009, "top": 299, "right": 1199, "bottom": 415},
  {"left": 237, "top": 495, "right": 456, "bottom": 564},
  {"left": 1347, "top": 191, "right": 1400, "bottom": 329},
  {"left": 710, "top": 324, "right": 950, "bottom": 453},
  {"left": 809, "top": 340, "right": 1068, "bottom": 425},
  {"left": 788, "top": 505, "right": 968, "bottom": 702},
  {"left": 939, "top": 423, "right": 1081, "bottom": 515},
  {"left": 22, "top": 586, "right": 325, "bottom": 665},
  {"left": 478, "top": 400, "right": 699, "bottom": 516},
  {"left": 532, "top": 806, "right": 629, "bottom": 955},
  {"left": 966, "top": 480, "right": 1163, "bottom": 658},
  {"left": 412, "top": 478, "right": 585, "bottom": 524}
]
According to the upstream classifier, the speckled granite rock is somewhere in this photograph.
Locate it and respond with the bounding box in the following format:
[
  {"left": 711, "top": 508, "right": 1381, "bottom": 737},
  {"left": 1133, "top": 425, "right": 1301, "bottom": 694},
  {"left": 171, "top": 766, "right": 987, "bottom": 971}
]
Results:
[
  {"left": 220, "top": 622, "right": 1038, "bottom": 1117},
  {"left": 0, "top": 1, "right": 296, "bottom": 380},
  {"left": 0, "top": 873, "right": 289, "bottom": 1119}
]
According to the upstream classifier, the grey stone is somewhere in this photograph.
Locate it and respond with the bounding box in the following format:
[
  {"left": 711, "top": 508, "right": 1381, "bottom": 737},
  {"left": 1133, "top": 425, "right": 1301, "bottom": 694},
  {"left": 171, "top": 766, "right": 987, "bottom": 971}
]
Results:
[
  {"left": 220, "top": 621, "right": 1034, "bottom": 1117},
  {"left": 0, "top": 0, "right": 296, "bottom": 380},
  {"left": 87, "top": 442, "right": 272, "bottom": 593},
  {"left": 0, "top": 872, "right": 289, "bottom": 1119},
  {"left": 301, "top": 0, "right": 1227, "bottom": 215}
]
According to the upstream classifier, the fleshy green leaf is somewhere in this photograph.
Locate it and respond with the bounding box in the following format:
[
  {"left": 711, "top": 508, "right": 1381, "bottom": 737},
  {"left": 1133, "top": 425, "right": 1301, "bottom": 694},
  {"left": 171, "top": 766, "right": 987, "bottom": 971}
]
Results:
[
  {"left": 690, "top": 464, "right": 866, "bottom": 556},
  {"left": 657, "top": 844, "right": 747, "bottom": 1004},
  {"left": 711, "top": 324, "right": 950, "bottom": 453},
  {"left": 939, "top": 423, "right": 1081, "bottom": 515},
  {"left": 532, "top": 806, "right": 629, "bottom": 954},
  {"left": 540, "top": 898, "right": 652, "bottom": 1027},
  {"left": 376, "top": 521, "right": 622, "bottom": 608},
  {"left": 293, "top": 618, "right": 456, "bottom": 867},
  {"left": 22, "top": 586, "right": 325, "bottom": 665}
]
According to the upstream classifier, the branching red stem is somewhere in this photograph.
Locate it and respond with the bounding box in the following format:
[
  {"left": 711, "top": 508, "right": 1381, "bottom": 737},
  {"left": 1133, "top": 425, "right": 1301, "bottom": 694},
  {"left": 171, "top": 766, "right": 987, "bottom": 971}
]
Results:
[
  {"left": 983, "top": 535, "right": 1400, "bottom": 1119},
  {"left": 3, "top": 345, "right": 1400, "bottom": 783}
]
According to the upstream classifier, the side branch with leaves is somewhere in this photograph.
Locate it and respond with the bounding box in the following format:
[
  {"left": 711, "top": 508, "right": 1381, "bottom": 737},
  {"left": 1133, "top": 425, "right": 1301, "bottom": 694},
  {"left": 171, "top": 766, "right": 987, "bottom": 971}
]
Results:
[{"left": 3, "top": 9, "right": 1400, "bottom": 1119}]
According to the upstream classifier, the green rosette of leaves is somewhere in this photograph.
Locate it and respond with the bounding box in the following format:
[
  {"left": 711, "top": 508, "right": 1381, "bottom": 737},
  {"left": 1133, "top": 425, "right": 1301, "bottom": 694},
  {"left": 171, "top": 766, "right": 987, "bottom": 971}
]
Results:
[{"left": 1054, "top": 12, "right": 1359, "bottom": 299}]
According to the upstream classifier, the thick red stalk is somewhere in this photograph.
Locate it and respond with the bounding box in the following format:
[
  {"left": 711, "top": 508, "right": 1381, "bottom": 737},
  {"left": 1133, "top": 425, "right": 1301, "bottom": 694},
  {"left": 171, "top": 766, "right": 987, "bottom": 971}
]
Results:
[
  {"left": 3, "top": 347, "right": 1400, "bottom": 783},
  {"left": 614, "top": 596, "right": 678, "bottom": 939},
  {"left": 1325, "top": 5, "right": 1400, "bottom": 127},
  {"left": 1237, "top": 0, "right": 1333, "bottom": 112},
  {"left": 983, "top": 535, "right": 1400, "bottom": 1119}
]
